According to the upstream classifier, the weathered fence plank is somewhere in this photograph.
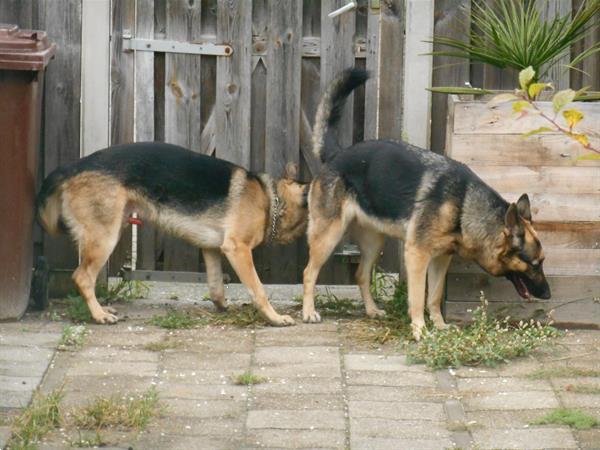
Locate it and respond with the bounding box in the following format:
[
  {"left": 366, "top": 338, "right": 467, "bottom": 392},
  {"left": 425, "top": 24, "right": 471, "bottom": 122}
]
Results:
[
  {"left": 216, "top": 0, "right": 252, "bottom": 166},
  {"left": 537, "top": 0, "right": 571, "bottom": 89},
  {"left": 163, "top": 0, "right": 202, "bottom": 271},
  {"left": 363, "top": 2, "right": 379, "bottom": 140}
]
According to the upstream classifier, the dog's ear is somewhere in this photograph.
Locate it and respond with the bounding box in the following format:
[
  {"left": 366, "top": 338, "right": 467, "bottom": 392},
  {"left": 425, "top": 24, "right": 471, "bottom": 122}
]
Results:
[
  {"left": 516, "top": 193, "right": 531, "bottom": 221},
  {"left": 504, "top": 203, "right": 524, "bottom": 246},
  {"left": 284, "top": 162, "right": 298, "bottom": 180}
]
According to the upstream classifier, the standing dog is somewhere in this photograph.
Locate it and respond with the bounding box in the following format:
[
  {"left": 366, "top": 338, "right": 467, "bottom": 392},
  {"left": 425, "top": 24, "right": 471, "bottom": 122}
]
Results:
[
  {"left": 302, "top": 69, "right": 551, "bottom": 340},
  {"left": 38, "top": 142, "right": 308, "bottom": 325}
]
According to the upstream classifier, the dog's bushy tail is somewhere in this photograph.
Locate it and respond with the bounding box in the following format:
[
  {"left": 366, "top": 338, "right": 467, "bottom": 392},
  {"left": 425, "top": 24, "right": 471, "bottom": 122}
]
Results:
[
  {"left": 312, "top": 68, "right": 369, "bottom": 163},
  {"left": 37, "top": 167, "right": 69, "bottom": 235}
]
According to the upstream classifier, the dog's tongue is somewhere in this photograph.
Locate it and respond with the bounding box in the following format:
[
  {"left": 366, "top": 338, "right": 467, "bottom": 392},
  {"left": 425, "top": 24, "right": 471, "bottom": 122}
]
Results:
[{"left": 513, "top": 274, "right": 531, "bottom": 300}]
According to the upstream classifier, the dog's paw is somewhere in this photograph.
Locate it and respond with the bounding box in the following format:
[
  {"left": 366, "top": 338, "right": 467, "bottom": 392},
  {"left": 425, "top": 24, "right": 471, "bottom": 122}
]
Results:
[
  {"left": 212, "top": 299, "right": 229, "bottom": 312},
  {"left": 303, "top": 310, "right": 322, "bottom": 323},
  {"left": 411, "top": 321, "right": 426, "bottom": 341},
  {"left": 94, "top": 310, "right": 119, "bottom": 324},
  {"left": 271, "top": 314, "right": 296, "bottom": 327},
  {"left": 432, "top": 319, "right": 449, "bottom": 330},
  {"left": 366, "top": 307, "right": 386, "bottom": 319},
  {"left": 104, "top": 306, "right": 117, "bottom": 314}
]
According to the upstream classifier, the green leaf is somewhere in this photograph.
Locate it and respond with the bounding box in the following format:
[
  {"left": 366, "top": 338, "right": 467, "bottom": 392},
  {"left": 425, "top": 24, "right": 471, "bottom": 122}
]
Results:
[
  {"left": 488, "top": 93, "right": 519, "bottom": 107},
  {"left": 513, "top": 101, "right": 532, "bottom": 113},
  {"left": 528, "top": 83, "right": 552, "bottom": 99},
  {"left": 562, "top": 109, "right": 584, "bottom": 129},
  {"left": 552, "top": 89, "right": 576, "bottom": 112},
  {"left": 522, "top": 127, "right": 554, "bottom": 137},
  {"left": 519, "top": 66, "right": 536, "bottom": 90},
  {"left": 574, "top": 92, "right": 600, "bottom": 102},
  {"left": 578, "top": 152, "right": 600, "bottom": 161}
]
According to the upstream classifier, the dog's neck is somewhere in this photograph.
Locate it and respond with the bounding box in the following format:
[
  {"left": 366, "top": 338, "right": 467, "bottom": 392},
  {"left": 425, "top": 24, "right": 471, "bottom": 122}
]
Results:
[{"left": 258, "top": 174, "right": 282, "bottom": 244}]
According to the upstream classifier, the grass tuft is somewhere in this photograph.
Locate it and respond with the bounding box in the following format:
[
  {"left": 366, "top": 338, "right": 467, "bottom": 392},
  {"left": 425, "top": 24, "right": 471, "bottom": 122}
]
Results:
[
  {"left": 143, "top": 339, "right": 182, "bottom": 352},
  {"left": 58, "top": 325, "right": 88, "bottom": 351},
  {"left": 73, "top": 388, "right": 160, "bottom": 430},
  {"left": 527, "top": 366, "right": 600, "bottom": 379},
  {"left": 7, "top": 389, "right": 63, "bottom": 449},
  {"left": 233, "top": 371, "right": 267, "bottom": 386},
  {"left": 531, "top": 408, "right": 598, "bottom": 430},
  {"left": 406, "top": 294, "right": 560, "bottom": 369},
  {"left": 149, "top": 304, "right": 266, "bottom": 330},
  {"left": 148, "top": 309, "right": 200, "bottom": 329}
]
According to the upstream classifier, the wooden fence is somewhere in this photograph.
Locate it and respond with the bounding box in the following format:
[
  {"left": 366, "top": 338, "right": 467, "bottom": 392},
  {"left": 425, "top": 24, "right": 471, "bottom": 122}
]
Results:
[{"left": 1, "top": 0, "right": 598, "bottom": 286}]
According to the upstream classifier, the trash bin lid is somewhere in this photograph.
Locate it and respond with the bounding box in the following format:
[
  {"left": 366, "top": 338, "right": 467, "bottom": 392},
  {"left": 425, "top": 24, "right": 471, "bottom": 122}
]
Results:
[{"left": 0, "top": 24, "right": 56, "bottom": 71}]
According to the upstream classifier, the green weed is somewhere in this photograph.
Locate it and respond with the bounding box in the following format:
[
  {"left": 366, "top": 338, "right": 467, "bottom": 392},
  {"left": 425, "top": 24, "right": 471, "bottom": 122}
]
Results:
[
  {"left": 148, "top": 309, "right": 200, "bottom": 329},
  {"left": 58, "top": 325, "right": 87, "bottom": 351},
  {"left": 531, "top": 408, "right": 598, "bottom": 430},
  {"left": 233, "top": 371, "right": 267, "bottom": 385}
]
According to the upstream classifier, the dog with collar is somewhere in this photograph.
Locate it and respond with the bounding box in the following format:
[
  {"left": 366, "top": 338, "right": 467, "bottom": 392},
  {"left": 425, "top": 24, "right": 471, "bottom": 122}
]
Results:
[
  {"left": 302, "top": 69, "right": 551, "bottom": 340},
  {"left": 38, "top": 142, "right": 308, "bottom": 325}
]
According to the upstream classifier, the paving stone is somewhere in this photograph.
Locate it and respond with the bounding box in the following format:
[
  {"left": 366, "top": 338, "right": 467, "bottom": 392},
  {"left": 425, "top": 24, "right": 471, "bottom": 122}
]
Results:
[
  {"left": 252, "top": 377, "right": 342, "bottom": 395},
  {"left": 77, "top": 346, "right": 159, "bottom": 362},
  {"left": 0, "top": 345, "right": 55, "bottom": 363},
  {"left": 0, "top": 375, "right": 42, "bottom": 392},
  {"left": 256, "top": 324, "right": 339, "bottom": 347},
  {"left": 463, "top": 390, "right": 560, "bottom": 411},
  {"left": 348, "top": 400, "right": 445, "bottom": 421},
  {"left": 0, "top": 332, "right": 61, "bottom": 348},
  {"left": 456, "top": 376, "right": 553, "bottom": 393},
  {"left": 161, "top": 351, "right": 251, "bottom": 371},
  {"left": 0, "top": 390, "right": 32, "bottom": 408},
  {"left": 66, "top": 360, "right": 157, "bottom": 377},
  {"left": 465, "top": 409, "right": 565, "bottom": 429},
  {"left": 350, "top": 436, "right": 455, "bottom": 450},
  {"left": 246, "top": 409, "right": 345, "bottom": 430},
  {"left": 344, "top": 354, "right": 424, "bottom": 372},
  {"left": 0, "top": 359, "right": 50, "bottom": 377},
  {"left": 84, "top": 329, "right": 165, "bottom": 347},
  {"left": 560, "top": 392, "right": 600, "bottom": 408},
  {"left": 166, "top": 328, "right": 255, "bottom": 353},
  {"left": 551, "top": 377, "right": 600, "bottom": 391},
  {"left": 254, "top": 346, "right": 340, "bottom": 378},
  {"left": 63, "top": 374, "right": 155, "bottom": 395},
  {"left": 164, "top": 398, "right": 246, "bottom": 419},
  {"left": 156, "top": 382, "right": 248, "bottom": 401},
  {"left": 246, "top": 429, "right": 345, "bottom": 449},
  {"left": 138, "top": 434, "right": 243, "bottom": 450},
  {"left": 453, "top": 366, "right": 498, "bottom": 378},
  {"left": 248, "top": 392, "right": 343, "bottom": 410},
  {"left": 147, "top": 416, "right": 244, "bottom": 436},
  {"left": 346, "top": 385, "right": 448, "bottom": 403},
  {"left": 159, "top": 369, "right": 239, "bottom": 385},
  {"left": 350, "top": 418, "right": 450, "bottom": 439},
  {"left": 574, "top": 428, "right": 600, "bottom": 449},
  {"left": 494, "top": 359, "right": 542, "bottom": 377},
  {"left": 345, "top": 370, "right": 435, "bottom": 387},
  {"left": 471, "top": 427, "right": 578, "bottom": 449}
]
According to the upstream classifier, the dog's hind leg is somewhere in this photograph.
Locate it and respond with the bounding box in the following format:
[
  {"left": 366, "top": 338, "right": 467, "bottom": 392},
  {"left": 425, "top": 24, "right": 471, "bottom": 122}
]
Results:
[
  {"left": 353, "top": 227, "right": 386, "bottom": 319},
  {"left": 303, "top": 218, "right": 346, "bottom": 323},
  {"left": 427, "top": 254, "right": 452, "bottom": 330},
  {"left": 221, "top": 238, "right": 294, "bottom": 326},
  {"left": 202, "top": 248, "right": 227, "bottom": 311},
  {"left": 404, "top": 244, "right": 432, "bottom": 340}
]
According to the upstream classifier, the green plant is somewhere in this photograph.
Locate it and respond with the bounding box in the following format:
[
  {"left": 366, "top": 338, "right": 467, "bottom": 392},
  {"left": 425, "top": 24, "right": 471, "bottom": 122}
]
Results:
[
  {"left": 7, "top": 389, "right": 63, "bottom": 449},
  {"left": 73, "top": 388, "right": 160, "bottom": 430},
  {"left": 406, "top": 294, "right": 561, "bottom": 369},
  {"left": 148, "top": 309, "right": 200, "bottom": 329},
  {"left": 428, "top": 0, "right": 600, "bottom": 81},
  {"left": 69, "top": 430, "right": 105, "bottom": 448},
  {"left": 491, "top": 66, "right": 600, "bottom": 155},
  {"left": 143, "top": 339, "right": 182, "bottom": 352},
  {"left": 233, "top": 371, "right": 267, "bottom": 385},
  {"left": 531, "top": 408, "right": 598, "bottom": 430},
  {"left": 65, "top": 295, "right": 93, "bottom": 323},
  {"left": 58, "top": 325, "right": 87, "bottom": 351},
  {"left": 99, "top": 279, "right": 149, "bottom": 304}
]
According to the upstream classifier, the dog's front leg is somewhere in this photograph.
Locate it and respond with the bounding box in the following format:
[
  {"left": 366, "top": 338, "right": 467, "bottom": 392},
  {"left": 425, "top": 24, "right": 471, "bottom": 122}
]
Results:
[
  {"left": 221, "top": 238, "right": 295, "bottom": 326},
  {"left": 202, "top": 248, "right": 228, "bottom": 311},
  {"left": 405, "top": 244, "right": 431, "bottom": 341},
  {"left": 427, "top": 254, "right": 452, "bottom": 330}
]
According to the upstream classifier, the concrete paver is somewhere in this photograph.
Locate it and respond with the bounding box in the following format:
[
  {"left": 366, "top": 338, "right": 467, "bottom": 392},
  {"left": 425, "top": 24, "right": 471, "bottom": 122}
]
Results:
[{"left": 1, "top": 282, "right": 598, "bottom": 449}]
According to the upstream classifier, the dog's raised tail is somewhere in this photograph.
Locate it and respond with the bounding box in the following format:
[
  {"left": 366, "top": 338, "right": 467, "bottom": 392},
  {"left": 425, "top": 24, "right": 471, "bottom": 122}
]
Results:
[
  {"left": 312, "top": 68, "right": 369, "bottom": 163},
  {"left": 37, "top": 168, "right": 68, "bottom": 236}
]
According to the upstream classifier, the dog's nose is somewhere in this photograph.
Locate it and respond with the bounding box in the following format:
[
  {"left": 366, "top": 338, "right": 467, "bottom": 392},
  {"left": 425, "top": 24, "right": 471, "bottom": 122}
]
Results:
[{"left": 539, "top": 285, "right": 551, "bottom": 300}]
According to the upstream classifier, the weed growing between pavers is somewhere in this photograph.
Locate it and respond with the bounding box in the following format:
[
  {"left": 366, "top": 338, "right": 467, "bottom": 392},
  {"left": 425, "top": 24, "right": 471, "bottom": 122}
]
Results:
[
  {"left": 148, "top": 304, "right": 267, "bottom": 330},
  {"left": 527, "top": 366, "right": 600, "bottom": 379},
  {"left": 531, "top": 408, "right": 598, "bottom": 430},
  {"left": 51, "top": 280, "right": 149, "bottom": 323},
  {"left": 143, "top": 338, "right": 182, "bottom": 352},
  {"left": 232, "top": 371, "right": 267, "bottom": 385},
  {"left": 72, "top": 387, "right": 161, "bottom": 430},
  {"left": 6, "top": 389, "right": 63, "bottom": 450},
  {"left": 58, "top": 325, "right": 88, "bottom": 351},
  {"left": 405, "top": 295, "right": 561, "bottom": 369},
  {"left": 68, "top": 430, "right": 105, "bottom": 448}
]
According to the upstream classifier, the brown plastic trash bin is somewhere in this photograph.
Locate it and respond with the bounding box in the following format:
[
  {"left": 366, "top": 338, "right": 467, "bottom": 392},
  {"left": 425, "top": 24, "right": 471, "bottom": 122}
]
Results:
[{"left": 0, "top": 24, "right": 56, "bottom": 320}]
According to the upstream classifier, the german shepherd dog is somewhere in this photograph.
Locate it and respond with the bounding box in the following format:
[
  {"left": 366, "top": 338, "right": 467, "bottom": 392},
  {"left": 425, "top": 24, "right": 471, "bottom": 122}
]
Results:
[
  {"left": 37, "top": 142, "right": 308, "bottom": 326},
  {"left": 302, "top": 69, "right": 551, "bottom": 340}
]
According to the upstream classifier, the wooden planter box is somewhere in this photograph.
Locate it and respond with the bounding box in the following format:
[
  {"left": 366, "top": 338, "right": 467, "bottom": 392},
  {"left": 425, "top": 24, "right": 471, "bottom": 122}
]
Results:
[{"left": 444, "top": 94, "right": 600, "bottom": 328}]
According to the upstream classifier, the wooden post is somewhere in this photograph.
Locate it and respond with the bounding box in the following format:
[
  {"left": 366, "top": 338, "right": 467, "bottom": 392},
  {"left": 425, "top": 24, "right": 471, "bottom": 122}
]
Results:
[
  {"left": 402, "top": 0, "right": 433, "bottom": 149},
  {"left": 537, "top": 0, "right": 572, "bottom": 89},
  {"left": 163, "top": 0, "right": 202, "bottom": 272}
]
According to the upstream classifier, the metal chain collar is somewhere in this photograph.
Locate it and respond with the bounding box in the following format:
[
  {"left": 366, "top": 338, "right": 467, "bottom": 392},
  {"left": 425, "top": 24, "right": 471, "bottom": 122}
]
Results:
[{"left": 267, "top": 183, "right": 281, "bottom": 244}]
